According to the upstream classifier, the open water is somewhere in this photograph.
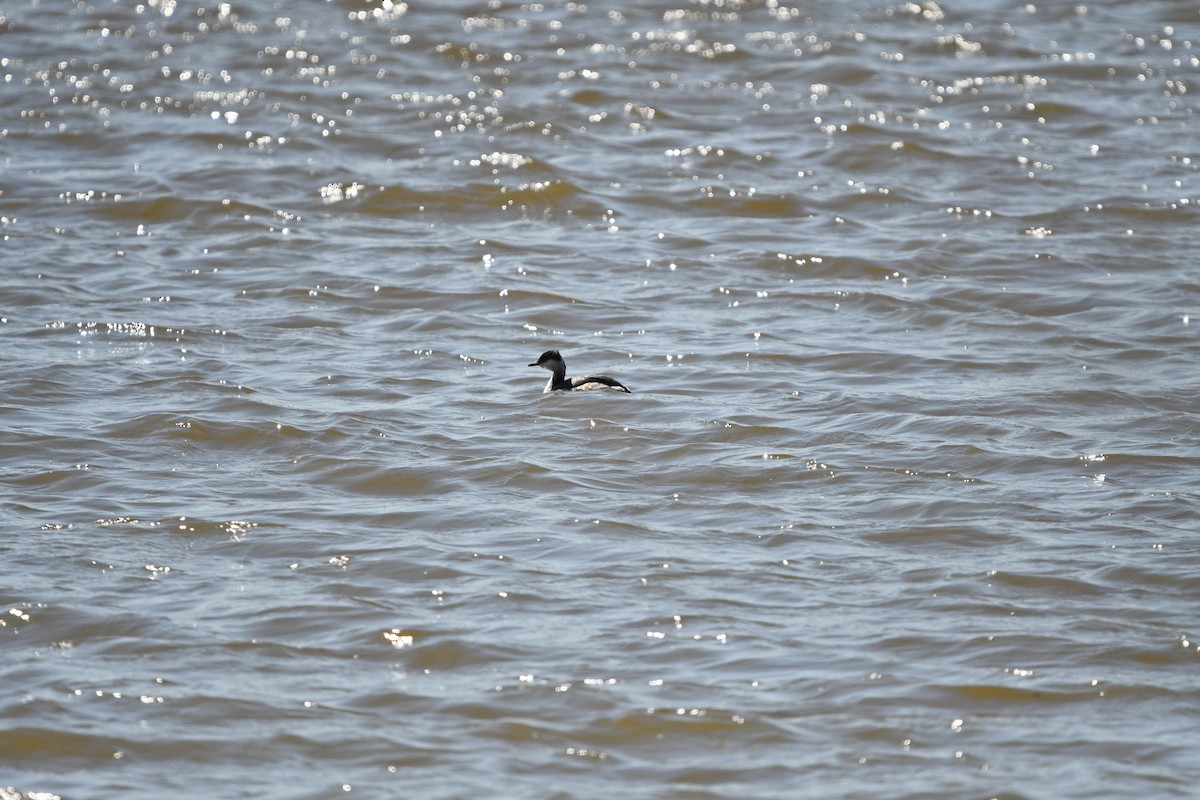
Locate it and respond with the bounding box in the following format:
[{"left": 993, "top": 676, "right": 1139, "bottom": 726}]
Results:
[{"left": 2, "top": 0, "right": 1199, "bottom": 798}]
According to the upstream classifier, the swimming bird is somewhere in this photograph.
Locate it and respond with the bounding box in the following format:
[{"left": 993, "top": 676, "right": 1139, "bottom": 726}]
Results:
[{"left": 529, "top": 350, "right": 631, "bottom": 393}]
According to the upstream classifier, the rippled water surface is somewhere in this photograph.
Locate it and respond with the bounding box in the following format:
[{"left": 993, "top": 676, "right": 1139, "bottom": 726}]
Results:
[{"left": 3, "top": 0, "right": 1199, "bottom": 797}]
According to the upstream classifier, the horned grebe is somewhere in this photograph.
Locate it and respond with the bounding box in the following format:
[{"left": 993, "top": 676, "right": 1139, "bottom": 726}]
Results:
[{"left": 529, "top": 350, "right": 631, "bottom": 393}]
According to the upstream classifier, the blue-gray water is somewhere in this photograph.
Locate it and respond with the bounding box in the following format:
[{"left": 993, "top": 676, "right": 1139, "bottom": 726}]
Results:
[{"left": 2, "top": 1, "right": 1199, "bottom": 797}]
